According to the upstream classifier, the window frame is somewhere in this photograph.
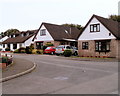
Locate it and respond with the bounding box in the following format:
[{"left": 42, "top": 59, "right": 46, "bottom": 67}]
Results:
[
  {"left": 90, "top": 23, "right": 100, "bottom": 32},
  {"left": 13, "top": 44, "right": 17, "bottom": 49},
  {"left": 82, "top": 42, "right": 89, "bottom": 50},
  {"left": 40, "top": 29, "right": 46, "bottom": 36},
  {"left": 3, "top": 44, "right": 5, "bottom": 48},
  {"left": 95, "top": 40, "right": 110, "bottom": 52}
]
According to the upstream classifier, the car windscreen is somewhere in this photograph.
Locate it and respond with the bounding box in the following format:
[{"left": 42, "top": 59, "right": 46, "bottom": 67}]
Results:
[{"left": 46, "top": 47, "right": 51, "bottom": 49}]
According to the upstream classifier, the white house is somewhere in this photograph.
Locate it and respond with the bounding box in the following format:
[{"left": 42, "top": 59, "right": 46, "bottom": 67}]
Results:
[
  {"left": 2, "top": 30, "right": 37, "bottom": 51},
  {"left": 0, "top": 36, "right": 9, "bottom": 50},
  {"left": 33, "top": 22, "right": 81, "bottom": 49},
  {"left": 78, "top": 14, "right": 119, "bottom": 58}
]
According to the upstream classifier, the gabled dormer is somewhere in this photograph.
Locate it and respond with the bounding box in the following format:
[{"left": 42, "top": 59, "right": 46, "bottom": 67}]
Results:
[{"left": 78, "top": 15, "right": 117, "bottom": 41}]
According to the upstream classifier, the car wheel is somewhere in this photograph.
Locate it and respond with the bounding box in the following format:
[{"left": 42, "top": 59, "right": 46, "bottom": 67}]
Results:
[
  {"left": 74, "top": 52, "right": 78, "bottom": 56},
  {"left": 56, "top": 53, "right": 60, "bottom": 56},
  {"left": 51, "top": 52, "right": 54, "bottom": 55}
]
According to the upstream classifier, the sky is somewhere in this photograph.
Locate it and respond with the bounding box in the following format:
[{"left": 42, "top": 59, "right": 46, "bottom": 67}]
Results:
[{"left": 0, "top": 0, "right": 119, "bottom": 32}]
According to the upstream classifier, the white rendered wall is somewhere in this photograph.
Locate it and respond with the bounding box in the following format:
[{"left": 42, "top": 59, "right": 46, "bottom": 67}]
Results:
[
  {"left": 34, "top": 25, "right": 54, "bottom": 42},
  {"left": 78, "top": 17, "right": 116, "bottom": 40},
  {"left": 24, "top": 36, "right": 34, "bottom": 47}
]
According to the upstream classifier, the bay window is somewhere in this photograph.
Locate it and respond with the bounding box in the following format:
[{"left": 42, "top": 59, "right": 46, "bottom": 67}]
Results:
[{"left": 95, "top": 40, "right": 110, "bottom": 52}]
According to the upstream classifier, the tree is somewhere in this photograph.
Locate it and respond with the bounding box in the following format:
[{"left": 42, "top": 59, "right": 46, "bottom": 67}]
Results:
[
  {"left": 0, "top": 32, "right": 5, "bottom": 38},
  {"left": 62, "top": 23, "right": 83, "bottom": 30},
  {"left": 109, "top": 15, "right": 120, "bottom": 22},
  {"left": 4, "top": 29, "right": 20, "bottom": 36}
]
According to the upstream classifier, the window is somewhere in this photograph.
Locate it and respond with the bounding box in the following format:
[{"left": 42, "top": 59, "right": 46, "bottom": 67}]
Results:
[
  {"left": 11, "top": 35, "right": 13, "bottom": 38},
  {"left": 82, "top": 42, "right": 88, "bottom": 50},
  {"left": 13, "top": 44, "right": 17, "bottom": 49},
  {"left": 3, "top": 44, "right": 5, "bottom": 48},
  {"left": 90, "top": 24, "right": 100, "bottom": 32},
  {"left": 7, "top": 44, "right": 10, "bottom": 48},
  {"left": 19, "top": 43, "right": 22, "bottom": 48},
  {"left": 109, "top": 33, "right": 111, "bottom": 36},
  {"left": 40, "top": 29, "right": 46, "bottom": 36},
  {"left": 95, "top": 41, "right": 110, "bottom": 52},
  {"left": 66, "top": 46, "right": 71, "bottom": 49}
]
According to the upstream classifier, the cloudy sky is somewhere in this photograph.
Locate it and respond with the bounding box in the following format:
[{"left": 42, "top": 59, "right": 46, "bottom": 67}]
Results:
[{"left": 0, "top": 0, "right": 119, "bottom": 32}]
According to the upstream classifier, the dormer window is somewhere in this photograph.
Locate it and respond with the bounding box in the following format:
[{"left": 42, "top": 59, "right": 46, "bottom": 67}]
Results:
[
  {"left": 27, "top": 33, "right": 29, "bottom": 36},
  {"left": 11, "top": 35, "right": 13, "bottom": 38},
  {"left": 90, "top": 23, "right": 100, "bottom": 32},
  {"left": 21, "top": 34, "right": 24, "bottom": 37},
  {"left": 13, "top": 35, "right": 15, "bottom": 37},
  {"left": 40, "top": 29, "right": 46, "bottom": 36},
  {"left": 24, "top": 33, "right": 27, "bottom": 36}
]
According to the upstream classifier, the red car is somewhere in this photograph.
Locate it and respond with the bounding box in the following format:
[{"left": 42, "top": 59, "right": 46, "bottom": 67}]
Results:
[{"left": 44, "top": 46, "right": 56, "bottom": 55}]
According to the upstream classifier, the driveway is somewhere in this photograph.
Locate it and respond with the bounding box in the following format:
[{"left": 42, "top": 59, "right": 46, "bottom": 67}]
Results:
[{"left": 2, "top": 54, "right": 118, "bottom": 94}]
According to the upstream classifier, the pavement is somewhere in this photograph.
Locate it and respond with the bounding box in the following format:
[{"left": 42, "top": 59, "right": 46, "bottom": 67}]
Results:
[{"left": 1, "top": 57, "right": 36, "bottom": 82}]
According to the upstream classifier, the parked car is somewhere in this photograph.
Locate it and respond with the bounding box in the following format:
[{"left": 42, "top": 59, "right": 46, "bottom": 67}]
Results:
[
  {"left": 55, "top": 45, "right": 78, "bottom": 56},
  {"left": 44, "top": 46, "right": 56, "bottom": 55}
]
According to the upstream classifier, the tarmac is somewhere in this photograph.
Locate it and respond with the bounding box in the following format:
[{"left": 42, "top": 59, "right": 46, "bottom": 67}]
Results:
[
  {"left": 1, "top": 57, "right": 36, "bottom": 82},
  {"left": 0, "top": 54, "right": 118, "bottom": 82}
]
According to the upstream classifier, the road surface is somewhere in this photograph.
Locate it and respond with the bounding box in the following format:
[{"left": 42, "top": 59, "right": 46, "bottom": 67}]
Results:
[{"left": 2, "top": 54, "right": 118, "bottom": 94}]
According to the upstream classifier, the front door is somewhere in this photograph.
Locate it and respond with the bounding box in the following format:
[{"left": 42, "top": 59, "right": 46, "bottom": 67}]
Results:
[{"left": 36, "top": 42, "right": 43, "bottom": 49}]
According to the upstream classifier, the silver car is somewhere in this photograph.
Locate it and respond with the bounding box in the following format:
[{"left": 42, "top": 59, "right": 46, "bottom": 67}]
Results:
[{"left": 55, "top": 45, "right": 78, "bottom": 56}]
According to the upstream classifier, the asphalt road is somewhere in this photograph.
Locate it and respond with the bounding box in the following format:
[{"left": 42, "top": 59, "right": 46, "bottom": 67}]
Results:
[{"left": 2, "top": 54, "right": 118, "bottom": 94}]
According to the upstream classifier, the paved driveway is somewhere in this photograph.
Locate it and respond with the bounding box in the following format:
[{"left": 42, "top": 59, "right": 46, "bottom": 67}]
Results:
[{"left": 2, "top": 54, "right": 118, "bottom": 94}]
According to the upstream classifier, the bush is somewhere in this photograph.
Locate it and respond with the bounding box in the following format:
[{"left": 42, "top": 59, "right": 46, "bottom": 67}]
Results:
[
  {"left": 29, "top": 44, "right": 34, "bottom": 50},
  {"left": 18, "top": 47, "right": 26, "bottom": 53},
  {"left": 2, "top": 57, "right": 8, "bottom": 63},
  {"left": 36, "top": 50, "right": 43, "bottom": 54},
  {"left": 42, "top": 46, "right": 47, "bottom": 50},
  {"left": 5, "top": 47, "right": 10, "bottom": 51},
  {"left": 46, "top": 43, "right": 54, "bottom": 46},
  {"left": 14, "top": 49, "right": 19, "bottom": 53},
  {"left": 63, "top": 50, "right": 72, "bottom": 57},
  {"left": 20, "top": 50, "right": 26, "bottom": 53},
  {"left": 14, "top": 47, "right": 26, "bottom": 53},
  {"left": 32, "top": 49, "right": 37, "bottom": 54},
  {"left": 25, "top": 46, "right": 32, "bottom": 54},
  {"left": 1, "top": 57, "right": 12, "bottom": 66}
]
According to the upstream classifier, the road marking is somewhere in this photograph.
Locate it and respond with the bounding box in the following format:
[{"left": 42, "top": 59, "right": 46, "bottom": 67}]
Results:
[{"left": 37, "top": 61, "right": 115, "bottom": 73}]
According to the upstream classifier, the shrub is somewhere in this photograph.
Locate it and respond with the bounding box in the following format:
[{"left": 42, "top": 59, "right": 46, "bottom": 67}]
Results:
[
  {"left": 18, "top": 47, "right": 26, "bottom": 53},
  {"left": 46, "top": 43, "right": 54, "bottom": 46},
  {"left": 36, "top": 50, "right": 43, "bottom": 54},
  {"left": 29, "top": 44, "right": 34, "bottom": 50},
  {"left": 20, "top": 50, "right": 26, "bottom": 53},
  {"left": 63, "top": 50, "right": 72, "bottom": 57},
  {"left": 2, "top": 57, "right": 8, "bottom": 63},
  {"left": 36, "top": 50, "right": 41, "bottom": 54},
  {"left": 42, "top": 46, "right": 47, "bottom": 50},
  {"left": 14, "top": 49, "right": 19, "bottom": 53},
  {"left": 5, "top": 47, "right": 10, "bottom": 51},
  {"left": 32, "top": 49, "right": 37, "bottom": 54},
  {"left": 25, "top": 47, "right": 32, "bottom": 54}
]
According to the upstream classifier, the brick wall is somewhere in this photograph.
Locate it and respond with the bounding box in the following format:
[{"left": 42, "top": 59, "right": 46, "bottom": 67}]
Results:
[{"left": 78, "top": 39, "right": 119, "bottom": 58}]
